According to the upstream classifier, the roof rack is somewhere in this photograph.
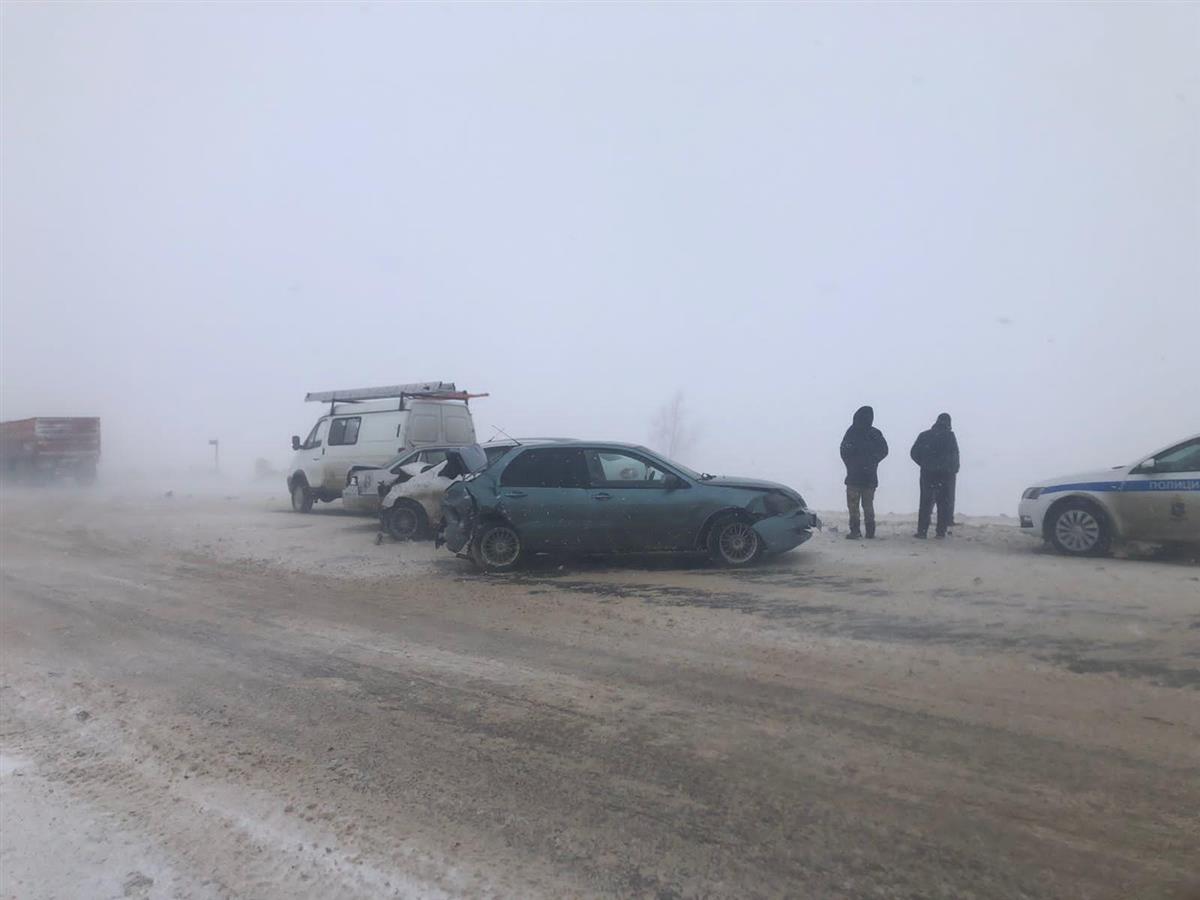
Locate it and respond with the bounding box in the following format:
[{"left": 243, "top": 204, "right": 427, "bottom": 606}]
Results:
[{"left": 305, "top": 382, "right": 487, "bottom": 413}]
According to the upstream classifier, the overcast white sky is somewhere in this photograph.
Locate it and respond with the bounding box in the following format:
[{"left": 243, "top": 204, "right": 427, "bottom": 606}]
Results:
[{"left": 2, "top": 1, "right": 1197, "bottom": 513}]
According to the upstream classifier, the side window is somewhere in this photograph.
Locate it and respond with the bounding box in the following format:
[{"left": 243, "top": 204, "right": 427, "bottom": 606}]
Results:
[
  {"left": 420, "top": 449, "right": 449, "bottom": 466},
  {"left": 443, "top": 410, "right": 473, "bottom": 444},
  {"left": 1148, "top": 439, "right": 1200, "bottom": 474},
  {"left": 585, "top": 450, "right": 669, "bottom": 487},
  {"left": 303, "top": 421, "right": 323, "bottom": 449},
  {"left": 328, "top": 417, "right": 361, "bottom": 446},
  {"left": 407, "top": 409, "right": 440, "bottom": 444},
  {"left": 500, "top": 448, "right": 588, "bottom": 488}
]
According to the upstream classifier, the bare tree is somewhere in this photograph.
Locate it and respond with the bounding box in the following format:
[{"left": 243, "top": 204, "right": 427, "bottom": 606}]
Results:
[{"left": 650, "top": 390, "right": 699, "bottom": 460}]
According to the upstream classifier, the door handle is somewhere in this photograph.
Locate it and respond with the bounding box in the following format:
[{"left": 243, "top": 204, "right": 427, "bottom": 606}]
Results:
[
  {"left": 503, "top": 491, "right": 528, "bottom": 498},
  {"left": 592, "top": 492, "right": 612, "bottom": 501}
]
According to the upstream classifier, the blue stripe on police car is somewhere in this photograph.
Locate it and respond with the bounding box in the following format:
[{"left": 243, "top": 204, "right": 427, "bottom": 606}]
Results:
[{"left": 1041, "top": 479, "right": 1200, "bottom": 495}]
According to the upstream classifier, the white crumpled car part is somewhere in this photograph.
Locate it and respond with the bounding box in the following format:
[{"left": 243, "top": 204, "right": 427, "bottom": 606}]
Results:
[{"left": 380, "top": 460, "right": 461, "bottom": 523}]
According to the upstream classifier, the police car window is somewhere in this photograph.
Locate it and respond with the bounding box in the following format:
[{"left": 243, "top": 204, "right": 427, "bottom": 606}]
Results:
[
  {"left": 1151, "top": 439, "right": 1200, "bottom": 474},
  {"left": 500, "top": 448, "right": 588, "bottom": 488},
  {"left": 421, "top": 449, "right": 449, "bottom": 465}
]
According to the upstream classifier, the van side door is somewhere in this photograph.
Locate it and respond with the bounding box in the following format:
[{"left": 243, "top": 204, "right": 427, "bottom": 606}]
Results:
[
  {"left": 305, "top": 419, "right": 330, "bottom": 485},
  {"left": 322, "top": 416, "right": 362, "bottom": 489}
]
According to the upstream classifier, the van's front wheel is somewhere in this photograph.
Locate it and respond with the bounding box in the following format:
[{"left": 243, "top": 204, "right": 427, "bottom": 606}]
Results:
[{"left": 290, "top": 482, "right": 314, "bottom": 513}]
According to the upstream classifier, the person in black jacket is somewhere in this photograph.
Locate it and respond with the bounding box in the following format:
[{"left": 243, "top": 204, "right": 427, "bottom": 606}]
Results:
[
  {"left": 839, "top": 405, "right": 888, "bottom": 539},
  {"left": 910, "top": 412, "right": 960, "bottom": 539}
]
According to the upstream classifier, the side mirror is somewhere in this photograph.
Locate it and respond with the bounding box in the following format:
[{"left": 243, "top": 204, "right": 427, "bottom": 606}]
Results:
[
  {"left": 664, "top": 473, "right": 686, "bottom": 490},
  {"left": 291, "top": 435, "right": 301, "bottom": 450},
  {"left": 1140, "top": 458, "right": 1158, "bottom": 473}
]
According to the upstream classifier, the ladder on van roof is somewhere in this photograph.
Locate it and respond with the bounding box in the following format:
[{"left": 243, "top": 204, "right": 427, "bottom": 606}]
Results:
[{"left": 305, "top": 383, "right": 488, "bottom": 412}]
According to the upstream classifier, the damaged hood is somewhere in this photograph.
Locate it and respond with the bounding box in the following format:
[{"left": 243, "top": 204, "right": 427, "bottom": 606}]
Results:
[{"left": 701, "top": 475, "right": 794, "bottom": 493}]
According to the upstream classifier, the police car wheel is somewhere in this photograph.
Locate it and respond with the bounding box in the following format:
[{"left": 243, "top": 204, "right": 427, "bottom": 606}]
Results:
[{"left": 1048, "top": 500, "right": 1110, "bottom": 557}]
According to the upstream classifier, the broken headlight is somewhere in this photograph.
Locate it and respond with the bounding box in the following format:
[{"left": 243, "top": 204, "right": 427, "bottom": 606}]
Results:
[{"left": 764, "top": 491, "right": 801, "bottom": 515}]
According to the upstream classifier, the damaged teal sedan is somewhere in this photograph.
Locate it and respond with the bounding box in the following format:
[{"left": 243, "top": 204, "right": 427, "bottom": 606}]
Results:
[{"left": 437, "top": 441, "right": 821, "bottom": 572}]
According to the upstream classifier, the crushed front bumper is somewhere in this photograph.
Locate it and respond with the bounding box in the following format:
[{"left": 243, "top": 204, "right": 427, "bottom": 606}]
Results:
[{"left": 752, "top": 509, "right": 821, "bottom": 554}]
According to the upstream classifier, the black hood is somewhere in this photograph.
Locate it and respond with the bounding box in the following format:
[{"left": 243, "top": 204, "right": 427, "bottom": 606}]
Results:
[
  {"left": 934, "top": 412, "right": 952, "bottom": 429},
  {"left": 851, "top": 406, "right": 874, "bottom": 428}
]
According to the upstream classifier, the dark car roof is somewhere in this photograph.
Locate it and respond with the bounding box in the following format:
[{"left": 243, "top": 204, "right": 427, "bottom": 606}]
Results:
[
  {"left": 481, "top": 437, "right": 574, "bottom": 446},
  {"left": 505, "top": 440, "right": 657, "bottom": 454}
]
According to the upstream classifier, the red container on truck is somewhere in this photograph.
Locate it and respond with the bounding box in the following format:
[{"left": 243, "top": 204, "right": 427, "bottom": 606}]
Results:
[{"left": 0, "top": 417, "right": 101, "bottom": 483}]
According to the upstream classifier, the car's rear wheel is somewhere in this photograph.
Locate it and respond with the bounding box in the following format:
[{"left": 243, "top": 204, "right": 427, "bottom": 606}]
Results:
[
  {"left": 290, "top": 481, "right": 314, "bottom": 513},
  {"left": 471, "top": 522, "right": 523, "bottom": 572},
  {"left": 707, "top": 515, "right": 763, "bottom": 567},
  {"left": 1048, "top": 500, "right": 1110, "bottom": 557},
  {"left": 383, "top": 499, "right": 427, "bottom": 541}
]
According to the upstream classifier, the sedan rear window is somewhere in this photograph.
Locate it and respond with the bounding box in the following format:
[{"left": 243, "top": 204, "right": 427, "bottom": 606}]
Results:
[{"left": 500, "top": 448, "right": 588, "bottom": 488}]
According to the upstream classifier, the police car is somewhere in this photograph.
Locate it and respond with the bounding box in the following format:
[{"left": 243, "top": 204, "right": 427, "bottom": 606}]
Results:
[{"left": 1019, "top": 434, "right": 1200, "bottom": 556}]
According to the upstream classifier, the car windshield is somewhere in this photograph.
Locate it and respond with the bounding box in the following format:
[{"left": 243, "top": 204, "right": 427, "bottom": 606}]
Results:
[
  {"left": 458, "top": 444, "right": 489, "bottom": 473},
  {"left": 381, "top": 451, "right": 421, "bottom": 470},
  {"left": 640, "top": 449, "right": 709, "bottom": 481}
]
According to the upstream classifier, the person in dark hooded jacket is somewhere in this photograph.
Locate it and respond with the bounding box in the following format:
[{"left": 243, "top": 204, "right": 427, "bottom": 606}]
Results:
[
  {"left": 839, "top": 406, "right": 888, "bottom": 539},
  {"left": 910, "top": 412, "right": 959, "bottom": 538}
]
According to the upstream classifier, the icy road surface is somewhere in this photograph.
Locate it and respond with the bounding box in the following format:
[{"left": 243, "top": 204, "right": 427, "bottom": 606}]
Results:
[{"left": 2, "top": 487, "right": 1197, "bottom": 899}]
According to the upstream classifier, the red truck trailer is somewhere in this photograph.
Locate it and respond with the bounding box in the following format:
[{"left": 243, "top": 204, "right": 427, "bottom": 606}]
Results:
[{"left": 0, "top": 417, "right": 101, "bottom": 484}]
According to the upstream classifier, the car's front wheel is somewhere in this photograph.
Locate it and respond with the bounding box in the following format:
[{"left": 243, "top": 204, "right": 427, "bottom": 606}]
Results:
[
  {"left": 707, "top": 515, "right": 763, "bottom": 567},
  {"left": 471, "top": 522, "right": 523, "bottom": 572},
  {"left": 383, "top": 499, "right": 427, "bottom": 541},
  {"left": 1048, "top": 500, "right": 1110, "bottom": 557}
]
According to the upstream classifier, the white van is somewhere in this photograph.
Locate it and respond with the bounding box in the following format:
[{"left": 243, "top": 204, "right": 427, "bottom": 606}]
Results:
[{"left": 286, "top": 382, "right": 480, "bottom": 512}]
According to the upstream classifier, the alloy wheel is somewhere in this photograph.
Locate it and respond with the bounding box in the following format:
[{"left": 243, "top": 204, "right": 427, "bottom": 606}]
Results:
[
  {"left": 480, "top": 526, "right": 520, "bottom": 568},
  {"left": 718, "top": 522, "right": 759, "bottom": 564},
  {"left": 1054, "top": 508, "right": 1100, "bottom": 553}
]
